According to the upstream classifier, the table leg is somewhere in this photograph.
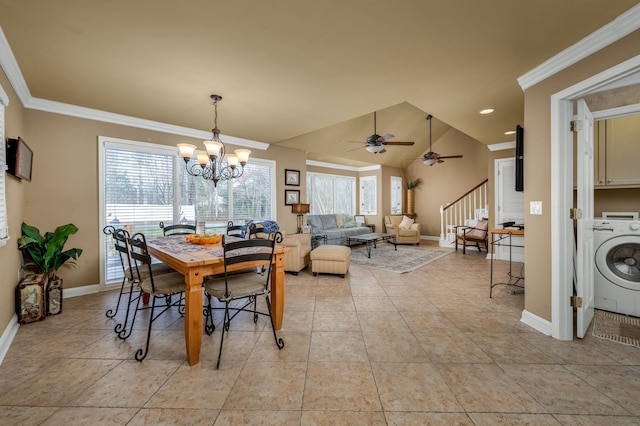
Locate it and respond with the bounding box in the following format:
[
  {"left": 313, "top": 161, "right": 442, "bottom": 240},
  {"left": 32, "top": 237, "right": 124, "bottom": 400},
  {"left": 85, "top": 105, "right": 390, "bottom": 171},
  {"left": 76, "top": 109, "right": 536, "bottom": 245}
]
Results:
[
  {"left": 271, "top": 252, "right": 285, "bottom": 329},
  {"left": 184, "top": 270, "right": 204, "bottom": 366},
  {"left": 366, "top": 242, "right": 372, "bottom": 258}
]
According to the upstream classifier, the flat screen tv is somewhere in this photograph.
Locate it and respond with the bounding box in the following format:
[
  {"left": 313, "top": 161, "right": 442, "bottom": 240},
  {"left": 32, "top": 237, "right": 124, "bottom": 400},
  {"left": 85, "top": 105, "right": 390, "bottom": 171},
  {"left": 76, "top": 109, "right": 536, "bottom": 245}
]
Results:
[{"left": 6, "top": 137, "right": 33, "bottom": 181}]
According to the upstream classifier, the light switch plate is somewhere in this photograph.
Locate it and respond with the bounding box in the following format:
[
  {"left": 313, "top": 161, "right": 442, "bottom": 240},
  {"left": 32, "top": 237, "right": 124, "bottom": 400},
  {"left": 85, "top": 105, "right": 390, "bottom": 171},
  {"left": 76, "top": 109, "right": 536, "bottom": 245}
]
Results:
[{"left": 530, "top": 201, "right": 542, "bottom": 215}]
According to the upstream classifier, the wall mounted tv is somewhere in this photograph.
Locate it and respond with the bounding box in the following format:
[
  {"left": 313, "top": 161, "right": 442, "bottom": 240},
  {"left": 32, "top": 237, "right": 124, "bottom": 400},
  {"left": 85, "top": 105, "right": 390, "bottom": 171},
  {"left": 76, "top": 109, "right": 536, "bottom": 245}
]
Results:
[{"left": 6, "top": 137, "right": 33, "bottom": 181}]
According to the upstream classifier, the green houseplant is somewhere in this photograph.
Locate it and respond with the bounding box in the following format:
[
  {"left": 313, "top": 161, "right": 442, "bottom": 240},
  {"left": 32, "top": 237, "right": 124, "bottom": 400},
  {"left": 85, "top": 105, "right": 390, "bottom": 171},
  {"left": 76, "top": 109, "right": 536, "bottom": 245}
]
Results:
[{"left": 17, "top": 222, "right": 83, "bottom": 279}]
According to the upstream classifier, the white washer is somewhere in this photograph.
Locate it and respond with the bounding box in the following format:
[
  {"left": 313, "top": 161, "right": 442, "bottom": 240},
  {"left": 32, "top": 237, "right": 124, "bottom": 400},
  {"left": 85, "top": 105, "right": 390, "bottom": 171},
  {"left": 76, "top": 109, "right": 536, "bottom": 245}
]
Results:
[{"left": 594, "top": 219, "right": 640, "bottom": 317}]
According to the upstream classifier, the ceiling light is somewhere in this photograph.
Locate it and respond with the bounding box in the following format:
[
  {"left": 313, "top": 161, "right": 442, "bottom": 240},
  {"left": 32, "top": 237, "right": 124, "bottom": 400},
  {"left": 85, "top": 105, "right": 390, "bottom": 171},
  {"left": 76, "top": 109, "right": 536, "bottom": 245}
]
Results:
[
  {"left": 177, "top": 95, "right": 250, "bottom": 187},
  {"left": 366, "top": 145, "right": 384, "bottom": 153},
  {"left": 423, "top": 158, "right": 438, "bottom": 166},
  {"left": 479, "top": 108, "right": 495, "bottom": 115},
  {"left": 504, "top": 130, "right": 516, "bottom": 135}
]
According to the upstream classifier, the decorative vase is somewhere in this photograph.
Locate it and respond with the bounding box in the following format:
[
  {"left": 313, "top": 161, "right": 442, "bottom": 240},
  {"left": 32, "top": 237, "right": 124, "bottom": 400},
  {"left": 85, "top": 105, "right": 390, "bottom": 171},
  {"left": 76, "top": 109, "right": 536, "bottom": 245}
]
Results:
[
  {"left": 46, "top": 278, "right": 63, "bottom": 315},
  {"left": 406, "top": 189, "right": 415, "bottom": 215}
]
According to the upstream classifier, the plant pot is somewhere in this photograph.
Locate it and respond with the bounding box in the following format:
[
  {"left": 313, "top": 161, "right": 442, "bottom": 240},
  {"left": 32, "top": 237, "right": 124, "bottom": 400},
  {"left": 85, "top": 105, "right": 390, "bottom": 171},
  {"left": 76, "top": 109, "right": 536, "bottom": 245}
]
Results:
[{"left": 47, "top": 278, "right": 63, "bottom": 315}]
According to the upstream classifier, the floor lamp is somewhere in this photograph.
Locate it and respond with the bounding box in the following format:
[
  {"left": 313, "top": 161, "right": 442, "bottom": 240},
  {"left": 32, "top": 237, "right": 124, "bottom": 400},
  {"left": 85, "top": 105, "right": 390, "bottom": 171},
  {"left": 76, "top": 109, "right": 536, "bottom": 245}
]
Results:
[{"left": 291, "top": 203, "right": 310, "bottom": 233}]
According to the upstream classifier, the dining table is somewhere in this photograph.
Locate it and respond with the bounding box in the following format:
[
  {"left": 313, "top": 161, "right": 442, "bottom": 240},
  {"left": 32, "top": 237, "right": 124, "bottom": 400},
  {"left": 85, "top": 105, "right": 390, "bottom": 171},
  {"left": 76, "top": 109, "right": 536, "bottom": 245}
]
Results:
[{"left": 146, "top": 234, "right": 288, "bottom": 366}]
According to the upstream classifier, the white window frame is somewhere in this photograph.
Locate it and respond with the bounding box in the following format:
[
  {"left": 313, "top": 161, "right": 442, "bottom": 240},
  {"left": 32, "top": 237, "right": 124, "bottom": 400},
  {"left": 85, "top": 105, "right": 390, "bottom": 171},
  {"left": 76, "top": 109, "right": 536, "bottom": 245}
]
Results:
[
  {"left": 306, "top": 171, "right": 356, "bottom": 215},
  {"left": 359, "top": 175, "right": 377, "bottom": 215},
  {"left": 0, "top": 84, "right": 9, "bottom": 247},
  {"left": 390, "top": 175, "right": 403, "bottom": 215}
]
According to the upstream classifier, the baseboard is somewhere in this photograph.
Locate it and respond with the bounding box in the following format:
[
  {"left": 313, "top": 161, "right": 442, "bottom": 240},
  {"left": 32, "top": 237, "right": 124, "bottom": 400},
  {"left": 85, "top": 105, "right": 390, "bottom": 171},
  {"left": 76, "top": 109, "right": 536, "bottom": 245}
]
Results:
[
  {"left": 0, "top": 314, "right": 19, "bottom": 365},
  {"left": 421, "top": 235, "right": 440, "bottom": 241},
  {"left": 1, "top": 282, "right": 107, "bottom": 365},
  {"left": 520, "top": 309, "right": 552, "bottom": 336}
]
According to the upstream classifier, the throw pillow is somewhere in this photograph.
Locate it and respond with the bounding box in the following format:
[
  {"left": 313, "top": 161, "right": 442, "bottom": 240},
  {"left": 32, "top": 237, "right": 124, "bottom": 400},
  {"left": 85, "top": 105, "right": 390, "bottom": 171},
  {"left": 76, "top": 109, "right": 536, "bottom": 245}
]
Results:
[
  {"left": 342, "top": 214, "right": 356, "bottom": 228},
  {"left": 398, "top": 215, "right": 414, "bottom": 229}
]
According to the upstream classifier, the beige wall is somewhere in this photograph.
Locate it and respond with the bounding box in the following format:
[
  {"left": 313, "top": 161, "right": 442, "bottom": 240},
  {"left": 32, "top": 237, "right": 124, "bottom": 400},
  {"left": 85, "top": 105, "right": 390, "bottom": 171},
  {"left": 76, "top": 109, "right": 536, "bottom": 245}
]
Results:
[
  {"left": 523, "top": 29, "right": 640, "bottom": 321},
  {"left": 1, "top": 69, "right": 26, "bottom": 332},
  {"left": 405, "top": 128, "right": 489, "bottom": 236}
]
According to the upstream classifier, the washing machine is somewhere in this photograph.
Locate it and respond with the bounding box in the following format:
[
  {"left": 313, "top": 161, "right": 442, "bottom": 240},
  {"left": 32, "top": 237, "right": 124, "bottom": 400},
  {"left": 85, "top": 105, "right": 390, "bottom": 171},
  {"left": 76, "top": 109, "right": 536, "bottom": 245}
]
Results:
[{"left": 593, "top": 219, "right": 640, "bottom": 317}]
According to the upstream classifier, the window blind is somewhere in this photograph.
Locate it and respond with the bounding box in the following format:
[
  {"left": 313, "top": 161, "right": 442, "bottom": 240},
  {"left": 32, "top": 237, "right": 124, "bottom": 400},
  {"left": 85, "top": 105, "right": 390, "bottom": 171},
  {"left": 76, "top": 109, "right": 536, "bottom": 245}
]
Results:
[
  {"left": 307, "top": 172, "right": 356, "bottom": 215},
  {"left": 0, "top": 84, "right": 9, "bottom": 247}
]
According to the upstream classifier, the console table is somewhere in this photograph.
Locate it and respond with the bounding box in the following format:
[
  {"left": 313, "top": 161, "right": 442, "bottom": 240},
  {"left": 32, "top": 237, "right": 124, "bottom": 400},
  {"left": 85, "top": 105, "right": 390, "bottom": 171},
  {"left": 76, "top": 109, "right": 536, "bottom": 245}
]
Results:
[{"left": 489, "top": 228, "right": 525, "bottom": 297}]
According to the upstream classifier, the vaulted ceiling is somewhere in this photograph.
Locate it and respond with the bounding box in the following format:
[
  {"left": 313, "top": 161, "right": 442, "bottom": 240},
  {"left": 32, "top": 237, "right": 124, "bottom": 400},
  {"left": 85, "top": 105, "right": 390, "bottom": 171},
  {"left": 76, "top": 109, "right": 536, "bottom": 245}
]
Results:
[{"left": 0, "top": 1, "right": 637, "bottom": 168}]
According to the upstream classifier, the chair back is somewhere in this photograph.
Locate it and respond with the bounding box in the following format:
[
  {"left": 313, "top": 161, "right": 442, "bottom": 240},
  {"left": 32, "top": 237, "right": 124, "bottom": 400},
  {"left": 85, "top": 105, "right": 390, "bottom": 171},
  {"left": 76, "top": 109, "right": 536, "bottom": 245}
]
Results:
[
  {"left": 468, "top": 219, "right": 489, "bottom": 239},
  {"left": 246, "top": 223, "right": 264, "bottom": 239},
  {"left": 159, "top": 221, "right": 196, "bottom": 236},
  {"left": 103, "top": 226, "right": 135, "bottom": 281},
  {"left": 221, "top": 232, "right": 282, "bottom": 290},
  {"left": 127, "top": 232, "right": 158, "bottom": 292},
  {"left": 226, "top": 220, "right": 247, "bottom": 238}
]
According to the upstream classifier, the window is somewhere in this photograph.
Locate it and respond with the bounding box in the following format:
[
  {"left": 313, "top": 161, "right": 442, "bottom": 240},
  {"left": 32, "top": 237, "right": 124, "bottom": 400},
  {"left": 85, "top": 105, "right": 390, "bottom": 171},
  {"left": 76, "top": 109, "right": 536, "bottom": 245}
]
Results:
[
  {"left": 99, "top": 137, "right": 275, "bottom": 284},
  {"left": 0, "top": 84, "right": 8, "bottom": 247},
  {"left": 390, "top": 176, "right": 403, "bottom": 214},
  {"left": 306, "top": 172, "right": 355, "bottom": 215},
  {"left": 359, "top": 175, "right": 377, "bottom": 215}
]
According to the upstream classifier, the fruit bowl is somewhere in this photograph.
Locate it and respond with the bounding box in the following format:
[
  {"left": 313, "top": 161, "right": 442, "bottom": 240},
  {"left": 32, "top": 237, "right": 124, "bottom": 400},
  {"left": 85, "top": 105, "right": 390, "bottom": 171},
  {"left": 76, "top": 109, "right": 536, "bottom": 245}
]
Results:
[{"left": 185, "top": 234, "right": 222, "bottom": 245}]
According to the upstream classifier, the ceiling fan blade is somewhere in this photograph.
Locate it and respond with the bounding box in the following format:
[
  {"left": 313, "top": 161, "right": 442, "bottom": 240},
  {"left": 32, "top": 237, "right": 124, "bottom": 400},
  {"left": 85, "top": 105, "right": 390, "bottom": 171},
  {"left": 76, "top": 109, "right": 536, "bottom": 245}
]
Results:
[
  {"left": 437, "top": 155, "right": 463, "bottom": 159},
  {"left": 346, "top": 140, "right": 365, "bottom": 144},
  {"left": 438, "top": 159, "right": 445, "bottom": 163},
  {"left": 383, "top": 141, "right": 414, "bottom": 146},
  {"left": 377, "top": 148, "right": 387, "bottom": 154},
  {"left": 346, "top": 145, "right": 367, "bottom": 152},
  {"left": 378, "top": 133, "right": 394, "bottom": 142}
]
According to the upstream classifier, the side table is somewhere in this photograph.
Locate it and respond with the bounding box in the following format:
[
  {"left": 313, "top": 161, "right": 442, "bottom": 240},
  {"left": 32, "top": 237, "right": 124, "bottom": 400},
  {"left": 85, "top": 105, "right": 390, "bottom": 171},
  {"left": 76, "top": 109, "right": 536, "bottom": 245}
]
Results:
[{"left": 311, "top": 234, "right": 327, "bottom": 249}]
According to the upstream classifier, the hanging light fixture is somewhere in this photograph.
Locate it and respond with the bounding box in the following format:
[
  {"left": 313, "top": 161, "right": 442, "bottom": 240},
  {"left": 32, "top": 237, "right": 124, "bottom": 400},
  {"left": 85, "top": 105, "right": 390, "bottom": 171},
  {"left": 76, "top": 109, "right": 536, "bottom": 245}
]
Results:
[
  {"left": 423, "top": 114, "right": 438, "bottom": 166},
  {"left": 177, "top": 95, "right": 251, "bottom": 187}
]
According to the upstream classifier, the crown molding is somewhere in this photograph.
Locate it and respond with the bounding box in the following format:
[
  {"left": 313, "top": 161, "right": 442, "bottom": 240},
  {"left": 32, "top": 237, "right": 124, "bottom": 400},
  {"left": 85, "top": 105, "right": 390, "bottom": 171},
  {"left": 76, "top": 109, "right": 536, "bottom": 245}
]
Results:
[
  {"left": 0, "top": 26, "right": 268, "bottom": 150},
  {"left": 488, "top": 141, "right": 516, "bottom": 152},
  {"left": 518, "top": 4, "right": 640, "bottom": 91},
  {"left": 306, "top": 159, "right": 380, "bottom": 172}
]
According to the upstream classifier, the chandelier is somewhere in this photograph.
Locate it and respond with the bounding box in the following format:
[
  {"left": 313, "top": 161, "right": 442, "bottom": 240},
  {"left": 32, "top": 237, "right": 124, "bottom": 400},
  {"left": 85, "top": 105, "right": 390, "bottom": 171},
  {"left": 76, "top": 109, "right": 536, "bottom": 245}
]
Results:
[{"left": 177, "top": 95, "right": 251, "bottom": 187}]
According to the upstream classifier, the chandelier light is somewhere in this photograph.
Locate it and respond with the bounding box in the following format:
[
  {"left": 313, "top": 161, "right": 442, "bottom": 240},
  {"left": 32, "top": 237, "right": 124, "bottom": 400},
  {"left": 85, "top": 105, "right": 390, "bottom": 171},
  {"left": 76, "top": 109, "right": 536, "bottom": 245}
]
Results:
[{"left": 177, "top": 95, "right": 251, "bottom": 187}]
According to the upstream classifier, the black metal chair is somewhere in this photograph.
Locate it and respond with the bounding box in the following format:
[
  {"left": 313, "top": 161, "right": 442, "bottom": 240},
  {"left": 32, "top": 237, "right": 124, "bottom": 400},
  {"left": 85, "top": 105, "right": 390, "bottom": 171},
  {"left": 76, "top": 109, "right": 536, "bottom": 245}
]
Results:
[
  {"left": 204, "top": 232, "right": 285, "bottom": 368},
  {"left": 127, "top": 232, "right": 186, "bottom": 362},
  {"left": 226, "top": 220, "right": 247, "bottom": 238},
  {"left": 103, "top": 226, "right": 175, "bottom": 338},
  {"left": 159, "top": 221, "right": 196, "bottom": 236}
]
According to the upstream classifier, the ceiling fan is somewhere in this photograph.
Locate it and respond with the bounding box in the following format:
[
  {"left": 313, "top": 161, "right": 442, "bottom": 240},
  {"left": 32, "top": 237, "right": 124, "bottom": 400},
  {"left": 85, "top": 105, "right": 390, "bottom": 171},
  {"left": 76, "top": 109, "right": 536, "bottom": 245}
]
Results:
[
  {"left": 422, "top": 114, "right": 463, "bottom": 165},
  {"left": 347, "top": 111, "right": 415, "bottom": 154}
]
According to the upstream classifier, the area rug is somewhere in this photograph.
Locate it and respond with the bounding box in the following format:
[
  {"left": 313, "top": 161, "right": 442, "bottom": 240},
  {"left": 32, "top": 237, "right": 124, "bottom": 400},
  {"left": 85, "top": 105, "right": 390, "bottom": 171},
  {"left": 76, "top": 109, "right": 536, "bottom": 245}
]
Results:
[
  {"left": 349, "top": 243, "right": 452, "bottom": 273},
  {"left": 592, "top": 309, "right": 640, "bottom": 348}
]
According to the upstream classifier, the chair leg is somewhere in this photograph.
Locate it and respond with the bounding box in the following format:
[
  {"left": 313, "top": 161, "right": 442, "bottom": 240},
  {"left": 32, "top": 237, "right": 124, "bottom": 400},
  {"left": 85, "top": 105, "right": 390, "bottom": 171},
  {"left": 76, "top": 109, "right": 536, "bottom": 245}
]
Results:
[
  {"left": 105, "top": 276, "right": 127, "bottom": 319},
  {"left": 264, "top": 295, "right": 285, "bottom": 350},
  {"left": 135, "top": 296, "right": 156, "bottom": 362},
  {"left": 204, "top": 292, "right": 216, "bottom": 336},
  {"left": 216, "top": 301, "right": 231, "bottom": 369},
  {"left": 117, "top": 284, "right": 142, "bottom": 340}
]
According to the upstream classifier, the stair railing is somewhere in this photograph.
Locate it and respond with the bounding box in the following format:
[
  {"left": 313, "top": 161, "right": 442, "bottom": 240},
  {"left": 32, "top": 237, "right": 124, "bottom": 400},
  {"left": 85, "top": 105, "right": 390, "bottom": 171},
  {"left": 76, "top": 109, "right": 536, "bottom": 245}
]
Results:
[{"left": 439, "top": 179, "right": 489, "bottom": 245}]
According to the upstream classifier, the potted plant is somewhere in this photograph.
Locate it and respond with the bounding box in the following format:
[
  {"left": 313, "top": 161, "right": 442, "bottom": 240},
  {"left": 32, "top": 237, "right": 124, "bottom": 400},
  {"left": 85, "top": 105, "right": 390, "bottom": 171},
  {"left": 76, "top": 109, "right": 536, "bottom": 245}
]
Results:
[
  {"left": 406, "top": 177, "right": 424, "bottom": 215},
  {"left": 17, "top": 222, "right": 83, "bottom": 315}
]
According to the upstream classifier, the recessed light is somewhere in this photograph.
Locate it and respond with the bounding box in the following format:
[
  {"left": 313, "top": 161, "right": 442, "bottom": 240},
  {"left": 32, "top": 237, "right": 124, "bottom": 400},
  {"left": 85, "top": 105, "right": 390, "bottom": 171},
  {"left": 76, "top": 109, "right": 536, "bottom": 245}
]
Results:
[
  {"left": 504, "top": 130, "right": 516, "bottom": 135},
  {"left": 479, "top": 108, "right": 495, "bottom": 115}
]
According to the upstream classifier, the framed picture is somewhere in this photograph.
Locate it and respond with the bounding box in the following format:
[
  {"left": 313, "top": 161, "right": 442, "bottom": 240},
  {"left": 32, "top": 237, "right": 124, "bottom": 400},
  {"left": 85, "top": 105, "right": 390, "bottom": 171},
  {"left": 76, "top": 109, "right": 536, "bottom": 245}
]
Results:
[
  {"left": 285, "top": 189, "right": 300, "bottom": 205},
  {"left": 285, "top": 169, "right": 300, "bottom": 186},
  {"left": 354, "top": 215, "right": 365, "bottom": 225}
]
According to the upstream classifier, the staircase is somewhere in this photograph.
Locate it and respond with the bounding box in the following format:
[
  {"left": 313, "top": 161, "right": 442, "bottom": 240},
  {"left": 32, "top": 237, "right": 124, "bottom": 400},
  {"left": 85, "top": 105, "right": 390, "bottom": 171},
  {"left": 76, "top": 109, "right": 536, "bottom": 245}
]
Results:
[{"left": 439, "top": 179, "right": 489, "bottom": 247}]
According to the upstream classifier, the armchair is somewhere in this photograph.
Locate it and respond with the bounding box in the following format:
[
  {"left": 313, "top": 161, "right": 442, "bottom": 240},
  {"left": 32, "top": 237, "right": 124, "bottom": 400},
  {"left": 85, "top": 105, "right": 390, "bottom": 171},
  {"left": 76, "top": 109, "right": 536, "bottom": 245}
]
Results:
[
  {"left": 383, "top": 215, "right": 422, "bottom": 245},
  {"left": 283, "top": 233, "right": 311, "bottom": 274},
  {"left": 454, "top": 218, "right": 489, "bottom": 254}
]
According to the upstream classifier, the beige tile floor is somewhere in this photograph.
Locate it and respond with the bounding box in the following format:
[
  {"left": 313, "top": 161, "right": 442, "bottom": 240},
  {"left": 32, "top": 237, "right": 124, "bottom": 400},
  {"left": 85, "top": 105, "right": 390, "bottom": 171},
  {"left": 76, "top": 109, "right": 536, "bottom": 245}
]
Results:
[{"left": 2, "top": 241, "right": 640, "bottom": 425}]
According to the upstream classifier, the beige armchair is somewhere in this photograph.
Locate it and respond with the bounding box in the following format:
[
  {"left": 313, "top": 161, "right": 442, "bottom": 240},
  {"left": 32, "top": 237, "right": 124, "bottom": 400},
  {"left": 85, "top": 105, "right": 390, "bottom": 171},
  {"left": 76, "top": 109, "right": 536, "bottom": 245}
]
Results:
[
  {"left": 384, "top": 215, "right": 422, "bottom": 245},
  {"left": 283, "top": 233, "right": 311, "bottom": 274}
]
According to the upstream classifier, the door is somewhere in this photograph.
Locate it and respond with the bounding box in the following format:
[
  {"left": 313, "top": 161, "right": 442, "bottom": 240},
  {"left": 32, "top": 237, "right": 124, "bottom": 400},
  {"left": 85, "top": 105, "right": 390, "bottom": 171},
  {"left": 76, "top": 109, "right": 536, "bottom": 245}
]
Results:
[
  {"left": 495, "top": 158, "right": 524, "bottom": 262},
  {"left": 576, "top": 98, "right": 595, "bottom": 338}
]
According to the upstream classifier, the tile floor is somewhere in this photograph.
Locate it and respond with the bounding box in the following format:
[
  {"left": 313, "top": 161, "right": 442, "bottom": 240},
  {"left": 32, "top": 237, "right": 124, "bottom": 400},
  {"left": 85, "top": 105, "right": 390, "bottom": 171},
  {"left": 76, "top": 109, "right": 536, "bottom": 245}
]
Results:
[{"left": 2, "top": 241, "right": 640, "bottom": 425}]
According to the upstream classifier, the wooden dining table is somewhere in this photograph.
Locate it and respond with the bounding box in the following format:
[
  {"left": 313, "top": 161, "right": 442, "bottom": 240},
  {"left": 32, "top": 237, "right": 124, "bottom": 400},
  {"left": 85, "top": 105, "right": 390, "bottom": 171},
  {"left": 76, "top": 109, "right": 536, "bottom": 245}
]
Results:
[{"left": 146, "top": 235, "right": 288, "bottom": 366}]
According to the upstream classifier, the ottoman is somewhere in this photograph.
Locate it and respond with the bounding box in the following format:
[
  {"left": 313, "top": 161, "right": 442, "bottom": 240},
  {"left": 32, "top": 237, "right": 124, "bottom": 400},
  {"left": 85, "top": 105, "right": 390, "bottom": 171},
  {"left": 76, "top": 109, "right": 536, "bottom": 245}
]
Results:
[{"left": 311, "top": 245, "right": 351, "bottom": 278}]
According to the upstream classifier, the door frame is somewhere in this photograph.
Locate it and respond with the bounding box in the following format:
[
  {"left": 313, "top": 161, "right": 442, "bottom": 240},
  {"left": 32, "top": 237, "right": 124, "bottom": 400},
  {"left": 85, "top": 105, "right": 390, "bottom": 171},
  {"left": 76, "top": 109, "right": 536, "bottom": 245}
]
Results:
[{"left": 551, "top": 55, "right": 640, "bottom": 340}]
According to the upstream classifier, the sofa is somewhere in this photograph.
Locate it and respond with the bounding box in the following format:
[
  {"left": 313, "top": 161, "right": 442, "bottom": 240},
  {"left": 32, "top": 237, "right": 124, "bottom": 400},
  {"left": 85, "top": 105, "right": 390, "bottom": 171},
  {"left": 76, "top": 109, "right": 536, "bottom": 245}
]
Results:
[
  {"left": 282, "top": 233, "right": 311, "bottom": 274},
  {"left": 306, "top": 214, "right": 370, "bottom": 245},
  {"left": 384, "top": 215, "right": 422, "bottom": 245}
]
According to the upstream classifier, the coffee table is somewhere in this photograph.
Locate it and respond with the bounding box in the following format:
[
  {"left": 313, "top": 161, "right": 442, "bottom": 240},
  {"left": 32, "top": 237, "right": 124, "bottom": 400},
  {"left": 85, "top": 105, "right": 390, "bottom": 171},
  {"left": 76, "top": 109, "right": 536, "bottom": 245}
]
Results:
[{"left": 346, "top": 233, "right": 397, "bottom": 258}]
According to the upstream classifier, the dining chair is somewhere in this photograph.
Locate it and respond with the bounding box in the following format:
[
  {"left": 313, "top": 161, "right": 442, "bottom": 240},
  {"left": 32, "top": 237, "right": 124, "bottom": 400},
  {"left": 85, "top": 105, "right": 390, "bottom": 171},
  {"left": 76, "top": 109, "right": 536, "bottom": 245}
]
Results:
[
  {"left": 226, "top": 220, "right": 247, "bottom": 238},
  {"left": 159, "top": 221, "right": 197, "bottom": 236},
  {"left": 103, "top": 226, "right": 175, "bottom": 336},
  {"left": 204, "top": 232, "right": 285, "bottom": 368},
  {"left": 127, "top": 232, "right": 187, "bottom": 361}
]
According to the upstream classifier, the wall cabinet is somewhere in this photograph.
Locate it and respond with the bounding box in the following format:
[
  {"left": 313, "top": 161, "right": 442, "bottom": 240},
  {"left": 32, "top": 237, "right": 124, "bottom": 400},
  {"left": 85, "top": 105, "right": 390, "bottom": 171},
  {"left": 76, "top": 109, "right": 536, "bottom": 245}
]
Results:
[{"left": 595, "top": 114, "right": 640, "bottom": 187}]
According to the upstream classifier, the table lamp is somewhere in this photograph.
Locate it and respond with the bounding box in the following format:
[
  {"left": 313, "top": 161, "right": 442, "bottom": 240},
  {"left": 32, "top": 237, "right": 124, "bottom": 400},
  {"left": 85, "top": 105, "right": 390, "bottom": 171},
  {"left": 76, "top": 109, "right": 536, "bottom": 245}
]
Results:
[{"left": 291, "top": 203, "right": 310, "bottom": 233}]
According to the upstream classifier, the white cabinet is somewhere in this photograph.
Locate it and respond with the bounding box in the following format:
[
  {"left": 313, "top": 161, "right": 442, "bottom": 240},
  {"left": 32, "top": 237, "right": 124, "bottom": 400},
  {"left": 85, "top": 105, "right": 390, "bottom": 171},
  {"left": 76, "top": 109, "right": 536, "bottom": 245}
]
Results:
[{"left": 595, "top": 114, "right": 640, "bottom": 187}]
